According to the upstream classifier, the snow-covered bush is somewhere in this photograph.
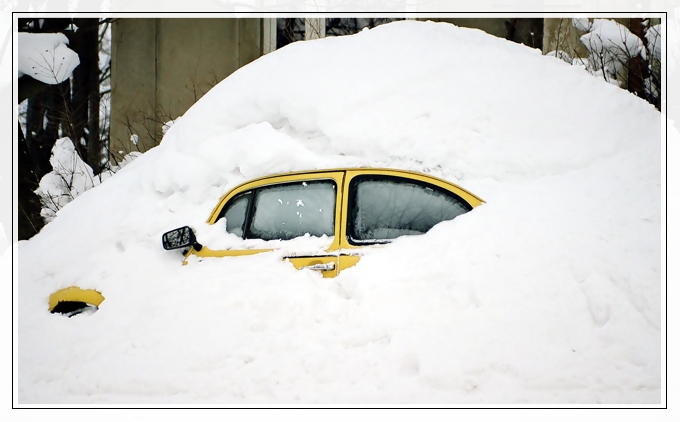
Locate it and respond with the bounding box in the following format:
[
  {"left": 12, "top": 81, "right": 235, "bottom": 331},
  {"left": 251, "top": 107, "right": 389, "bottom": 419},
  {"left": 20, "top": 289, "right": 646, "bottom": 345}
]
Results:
[
  {"left": 547, "top": 18, "right": 661, "bottom": 108},
  {"left": 35, "top": 137, "right": 139, "bottom": 223},
  {"left": 577, "top": 18, "right": 643, "bottom": 85}
]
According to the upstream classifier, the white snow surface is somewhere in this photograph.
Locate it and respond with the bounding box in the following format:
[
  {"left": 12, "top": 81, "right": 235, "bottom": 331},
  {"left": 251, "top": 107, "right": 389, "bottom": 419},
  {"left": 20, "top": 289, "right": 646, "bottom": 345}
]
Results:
[
  {"left": 17, "top": 32, "right": 80, "bottom": 84},
  {"left": 17, "top": 21, "right": 661, "bottom": 404}
]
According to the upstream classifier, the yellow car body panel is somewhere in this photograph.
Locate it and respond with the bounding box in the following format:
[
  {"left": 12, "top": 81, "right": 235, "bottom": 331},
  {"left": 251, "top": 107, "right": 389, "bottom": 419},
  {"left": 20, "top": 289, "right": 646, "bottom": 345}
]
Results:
[
  {"left": 337, "top": 253, "right": 362, "bottom": 273},
  {"left": 192, "top": 247, "right": 274, "bottom": 258},
  {"left": 287, "top": 255, "right": 340, "bottom": 278},
  {"left": 191, "top": 248, "right": 340, "bottom": 278},
  {"left": 48, "top": 287, "right": 105, "bottom": 312}
]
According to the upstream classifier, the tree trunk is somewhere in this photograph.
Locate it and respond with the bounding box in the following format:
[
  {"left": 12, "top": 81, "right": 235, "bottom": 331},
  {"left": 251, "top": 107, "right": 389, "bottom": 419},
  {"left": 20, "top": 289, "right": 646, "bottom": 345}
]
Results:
[
  {"left": 25, "top": 82, "right": 70, "bottom": 181},
  {"left": 70, "top": 18, "right": 101, "bottom": 173},
  {"left": 18, "top": 124, "right": 44, "bottom": 240}
]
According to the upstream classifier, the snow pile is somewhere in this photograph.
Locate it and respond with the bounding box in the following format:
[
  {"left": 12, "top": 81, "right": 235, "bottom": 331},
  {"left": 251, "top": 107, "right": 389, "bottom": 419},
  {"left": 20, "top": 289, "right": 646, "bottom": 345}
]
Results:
[
  {"left": 16, "top": 20, "right": 661, "bottom": 404},
  {"left": 17, "top": 32, "right": 80, "bottom": 84}
]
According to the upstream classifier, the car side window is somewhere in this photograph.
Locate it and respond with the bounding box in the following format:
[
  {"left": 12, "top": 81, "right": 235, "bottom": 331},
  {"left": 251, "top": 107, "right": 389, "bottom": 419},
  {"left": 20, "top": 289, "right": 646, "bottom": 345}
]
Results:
[
  {"left": 220, "top": 191, "right": 251, "bottom": 237},
  {"left": 348, "top": 175, "right": 472, "bottom": 244},
  {"left": 247, "top": 180, "right": 336, "bottom": 241}
]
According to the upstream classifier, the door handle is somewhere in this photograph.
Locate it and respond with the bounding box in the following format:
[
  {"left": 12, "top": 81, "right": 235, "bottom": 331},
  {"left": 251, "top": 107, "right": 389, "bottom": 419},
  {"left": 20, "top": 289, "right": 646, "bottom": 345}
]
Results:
[{"left": 301, "top": 262, "right": 335, "bottom": 271}]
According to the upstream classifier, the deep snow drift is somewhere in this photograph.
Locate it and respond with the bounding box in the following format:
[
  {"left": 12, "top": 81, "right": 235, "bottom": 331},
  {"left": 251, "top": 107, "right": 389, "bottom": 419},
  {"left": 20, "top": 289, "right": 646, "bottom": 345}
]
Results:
[{"left": 16, "top": 20, "right": 661, "bottom": 404}]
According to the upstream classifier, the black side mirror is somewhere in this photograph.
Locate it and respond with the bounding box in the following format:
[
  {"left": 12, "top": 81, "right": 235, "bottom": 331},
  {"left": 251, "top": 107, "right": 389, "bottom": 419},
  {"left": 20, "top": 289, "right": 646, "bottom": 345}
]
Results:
[{"left": 162, "top": 226, "right": 203, "bottom": 251}]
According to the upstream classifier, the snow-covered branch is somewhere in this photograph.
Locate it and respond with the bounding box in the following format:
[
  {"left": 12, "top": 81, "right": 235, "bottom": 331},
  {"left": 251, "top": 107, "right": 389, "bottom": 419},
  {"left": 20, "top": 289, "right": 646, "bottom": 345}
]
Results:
[{"left": 18, "top": 32, "right": 80, "bottom": 84}]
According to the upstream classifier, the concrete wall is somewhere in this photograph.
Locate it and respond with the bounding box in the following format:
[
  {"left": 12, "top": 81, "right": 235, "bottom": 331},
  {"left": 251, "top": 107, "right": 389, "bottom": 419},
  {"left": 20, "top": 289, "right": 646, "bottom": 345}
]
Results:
[
  {"left": 110, "top": 19, "right": 157, "bottom": 159},
  {"left": 110, "top": 18, "right": 263, "bottom": 162}
]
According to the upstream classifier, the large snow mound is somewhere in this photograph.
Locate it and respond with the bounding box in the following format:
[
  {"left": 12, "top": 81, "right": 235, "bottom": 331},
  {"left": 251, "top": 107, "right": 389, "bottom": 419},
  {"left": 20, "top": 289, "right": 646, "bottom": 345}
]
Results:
[{"left": 17, "top": 20, "right": 661, "bottom": 404}]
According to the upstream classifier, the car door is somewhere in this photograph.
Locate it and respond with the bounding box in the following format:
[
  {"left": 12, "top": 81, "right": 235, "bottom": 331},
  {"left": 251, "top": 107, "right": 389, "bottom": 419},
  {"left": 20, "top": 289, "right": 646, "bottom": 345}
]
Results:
[
  {"left": 336, "top": 169, "right": 484, "bottom": 273},
  {"left": 191, "top": 171, "right": 345, "bottom": 278}
]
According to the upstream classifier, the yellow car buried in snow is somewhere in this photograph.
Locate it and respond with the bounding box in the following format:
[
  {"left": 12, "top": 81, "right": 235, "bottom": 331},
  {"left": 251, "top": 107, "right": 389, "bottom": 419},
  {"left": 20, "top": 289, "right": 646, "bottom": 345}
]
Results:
[
  {"left": 163, "top": 167, "right": 483, "bottom": 276},
  {"left": 50, "top": 168, "right": 483, "bottom": 315}
]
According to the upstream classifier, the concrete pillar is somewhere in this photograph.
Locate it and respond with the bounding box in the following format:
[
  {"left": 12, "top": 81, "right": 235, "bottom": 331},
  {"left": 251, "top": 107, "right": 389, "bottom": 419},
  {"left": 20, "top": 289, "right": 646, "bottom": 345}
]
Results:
[
  {"left": 110, "top": 18, "right": 157, "bottom": 163},
  {"left": 305, "top": 18, "right": 326, "bottom": 40},
  {"left": 110, "top": 18, "right": 264, "bottom": 162},
  {"left": 262, "top": 18, "right": 277, "bottom": 54},
  {"left": 542, "top": 18, "right": 590, "bottom": 57}
]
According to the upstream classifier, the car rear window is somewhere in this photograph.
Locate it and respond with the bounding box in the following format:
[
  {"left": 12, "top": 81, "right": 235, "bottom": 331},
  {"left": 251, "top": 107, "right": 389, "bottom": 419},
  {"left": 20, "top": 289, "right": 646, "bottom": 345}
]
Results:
[{"left": 348, "top": 175, "right": 471, "bottom": 244}]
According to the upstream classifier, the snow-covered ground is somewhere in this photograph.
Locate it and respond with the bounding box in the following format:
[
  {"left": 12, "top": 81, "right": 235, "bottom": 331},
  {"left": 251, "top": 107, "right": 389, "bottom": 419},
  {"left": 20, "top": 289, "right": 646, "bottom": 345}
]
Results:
[{"left": 15, "top": 20, "right": 662, "bottom": 405}]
